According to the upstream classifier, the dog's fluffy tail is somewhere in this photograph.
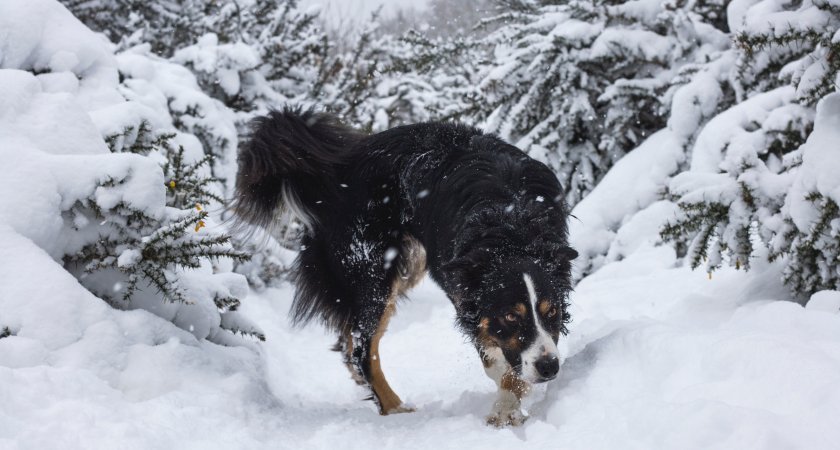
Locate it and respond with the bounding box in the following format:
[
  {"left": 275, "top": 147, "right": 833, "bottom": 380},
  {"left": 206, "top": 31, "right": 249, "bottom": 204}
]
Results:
[{"left": 233, "top": 107, "right": 361, "bottom": 234}]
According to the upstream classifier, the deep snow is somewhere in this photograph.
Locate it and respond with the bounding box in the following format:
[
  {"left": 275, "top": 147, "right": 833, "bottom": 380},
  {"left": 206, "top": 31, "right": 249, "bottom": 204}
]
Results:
[{"left": 4, "top": 240, "right": 840, "bottom": 449}]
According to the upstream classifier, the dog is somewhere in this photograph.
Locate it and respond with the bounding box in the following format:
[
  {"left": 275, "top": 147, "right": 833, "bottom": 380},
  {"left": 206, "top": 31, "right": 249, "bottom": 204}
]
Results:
[{"left": 233, "top": 107, "right": 578, "bottom": 427}]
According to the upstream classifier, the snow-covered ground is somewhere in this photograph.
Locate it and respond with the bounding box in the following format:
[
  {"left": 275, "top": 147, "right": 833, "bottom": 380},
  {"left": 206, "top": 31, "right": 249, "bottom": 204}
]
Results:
[{"left": 4, "top": 240, "right": 840, "bottom": 449}]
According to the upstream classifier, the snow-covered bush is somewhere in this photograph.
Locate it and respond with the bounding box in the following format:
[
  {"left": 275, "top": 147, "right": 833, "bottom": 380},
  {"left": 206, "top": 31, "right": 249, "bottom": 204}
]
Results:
[
  {"left": 661, "top": 0, "right": 840, "bottom": 297},
  {"left": 313, "top": 20, "right": 393, "bottom": 131},
  {"left": 774, "top": 93, "right": 840, "bottom": 296},
  {"left": 116, "top": 44, "right": 241, "bottom": 183},
  {"left": 172, "top": 0, "right": 328, "bottom": 116},
  {"left": 66, "top": 120, "right": 253, "bottom": 320},
  {"left": 63, "top": 0, "right": 339, "bottom": 288},
  {"left": 65, "top": 0, "right": 328, "bottom": 120},
  {"left": 171, "top": 35, "right": 266, "bottom": 114},
  {"left": 0, "top": 0, "right": 261, "bottom": 344},
  {"left": 383, "top": 31, "right": 481, "bottom": 125},
  {"left": 245, "top": 0, "right": 327, "bottom": 103},
  {"left": 662, "top": 87, "right": 812, "bottom": 270}
]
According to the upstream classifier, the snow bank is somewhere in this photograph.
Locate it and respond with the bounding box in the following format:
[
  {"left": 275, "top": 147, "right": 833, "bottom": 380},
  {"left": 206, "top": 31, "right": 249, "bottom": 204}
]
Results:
[
  {"left": 0, "top": 0, "right": 252, "bottom": 345},
  {"left": 0, "top": 231, "right": 270, "bottom": 448},
  {"left": 568, "top": 46, "right": 736, "bottom": 278},
  {"left": 570, "top": 129, "right": 683, "bottom": 277},
  {"left": 807, "top": 290, "right": 840, "bottom": 313},
  {"left": 6, "top": 234, "right": 840, "bottom": 448}
]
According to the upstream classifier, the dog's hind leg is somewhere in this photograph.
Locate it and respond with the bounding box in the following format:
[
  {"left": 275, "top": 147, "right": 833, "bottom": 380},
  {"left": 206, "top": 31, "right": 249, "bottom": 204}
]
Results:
[
  {"left": 339, "top": 283, "right": 413, "bottom": 415},
  {"left": 355, "top": 292, "right": 414, "bottom": 415},
  {"left": 343, "top": 234, "right": 426, "bottom": 415}
]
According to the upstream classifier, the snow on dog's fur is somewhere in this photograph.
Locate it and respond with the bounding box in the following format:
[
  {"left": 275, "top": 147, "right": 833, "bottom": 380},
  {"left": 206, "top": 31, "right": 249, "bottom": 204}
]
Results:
[{"left": 233, "top": 107, "right": 577, "bottom": 426}]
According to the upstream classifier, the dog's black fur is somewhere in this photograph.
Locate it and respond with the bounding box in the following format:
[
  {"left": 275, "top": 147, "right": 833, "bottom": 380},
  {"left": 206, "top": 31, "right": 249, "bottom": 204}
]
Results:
[{"left": 233, "top": 107, "right": 577, "bottom": 422}]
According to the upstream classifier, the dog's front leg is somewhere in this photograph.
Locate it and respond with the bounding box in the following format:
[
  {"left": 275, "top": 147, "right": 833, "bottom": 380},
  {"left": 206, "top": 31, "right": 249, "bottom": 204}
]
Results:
[{"left": 481, "top": 347, "right": 531, "bottom": 427}]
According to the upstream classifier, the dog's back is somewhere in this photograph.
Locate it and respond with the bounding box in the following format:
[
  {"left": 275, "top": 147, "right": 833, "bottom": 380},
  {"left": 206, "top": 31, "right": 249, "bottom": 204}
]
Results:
[{"left": 234, "top": 109, "right": 486, "bottom": 235}]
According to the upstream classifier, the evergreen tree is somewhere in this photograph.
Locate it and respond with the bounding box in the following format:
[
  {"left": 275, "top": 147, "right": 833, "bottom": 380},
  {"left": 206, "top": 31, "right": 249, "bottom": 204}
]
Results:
[
  {"left": 171, "top": 0, "right": 329, "bottom": 115},
  {"left": 247, "top": 0, "right": 327, "bottom": 101},
  {"left": 469, "top": 0, "right": 730, "bottom": 206},
  {"left": 774, "top": 92, "right": 840, "bottom": 296},
  {"left": 661, "top": 0, "right": 840, "bottom": 297},
  {"left": 389, "top": 30, "right": 483, "bottom": 124},
  {"left": 734, "top": 0, "right": 840, "bottom": 105},
  {"left": 313, "top": 19, "right": 390, "bottom": 131},
  {"left": 315, "top": 22, "right": 480, "bottom": 132}
]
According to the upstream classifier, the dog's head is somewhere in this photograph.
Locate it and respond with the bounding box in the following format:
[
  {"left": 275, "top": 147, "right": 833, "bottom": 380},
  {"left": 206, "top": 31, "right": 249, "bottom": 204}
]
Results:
[{"left": 445, "top": 252, "right": 577, "bottom": 383}]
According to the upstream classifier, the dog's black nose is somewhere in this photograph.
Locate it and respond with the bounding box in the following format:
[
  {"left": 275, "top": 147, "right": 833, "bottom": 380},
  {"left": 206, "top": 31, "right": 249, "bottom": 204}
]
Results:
[{"left": 535, "top": 355, "right": 559, "bottom": 380}]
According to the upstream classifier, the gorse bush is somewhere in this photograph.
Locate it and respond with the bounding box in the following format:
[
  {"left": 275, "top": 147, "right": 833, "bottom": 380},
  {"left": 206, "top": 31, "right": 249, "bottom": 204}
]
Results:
[{"left": 64, "top": 120, "right": 263, "bottom": 342}]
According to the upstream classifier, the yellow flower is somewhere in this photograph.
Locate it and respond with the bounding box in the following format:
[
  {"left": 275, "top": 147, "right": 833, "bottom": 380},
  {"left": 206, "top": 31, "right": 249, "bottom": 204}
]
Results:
[
  {"left": 194, "top": 220, "right": 205, "bottom": 232},
  {"left": 195, "top": 203, "right": 202, "bottom": 211},
  {"left": 169, "top": 180, "right": 176, "bottom": 189}
]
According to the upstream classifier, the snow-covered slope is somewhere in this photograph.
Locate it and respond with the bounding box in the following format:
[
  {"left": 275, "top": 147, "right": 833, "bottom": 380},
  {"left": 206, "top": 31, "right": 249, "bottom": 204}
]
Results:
[{"left": 4, "top": 241, "right": 840, "bottom": 448}]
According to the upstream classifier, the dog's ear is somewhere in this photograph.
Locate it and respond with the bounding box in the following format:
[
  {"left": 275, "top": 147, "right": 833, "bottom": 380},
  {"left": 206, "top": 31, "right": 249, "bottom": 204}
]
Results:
[
  {"left": 558, "top": 246, "right": 578, "bottom": 261},
  {"left": 528, "top": 235, "right": 578, "bottom": 264},
  {"left": 441, "top": 251, "right": 489, "bottom": 299},
  {"left": 441, "top": 257, "right": 474, "bottom": 298}
]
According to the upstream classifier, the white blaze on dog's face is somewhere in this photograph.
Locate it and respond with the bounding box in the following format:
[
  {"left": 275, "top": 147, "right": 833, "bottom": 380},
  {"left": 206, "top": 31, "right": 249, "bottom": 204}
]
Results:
[{"left": 519, "top": 273, "right": 567, "bottom": 383}]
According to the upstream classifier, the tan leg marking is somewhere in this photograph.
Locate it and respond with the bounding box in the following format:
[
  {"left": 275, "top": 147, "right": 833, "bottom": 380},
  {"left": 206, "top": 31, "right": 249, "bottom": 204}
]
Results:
[
  {"left": 368, "top": 297, "right": 413, "bottom": 415},
  {"left": 369, "top": 235, "right": 426, "bottom": 415}
]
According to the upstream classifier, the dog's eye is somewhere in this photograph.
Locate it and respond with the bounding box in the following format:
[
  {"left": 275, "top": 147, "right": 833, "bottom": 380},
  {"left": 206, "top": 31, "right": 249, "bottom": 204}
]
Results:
[
  {"left": 546, "top": 306, "right": 558, "bottom": 318},
  {"left": 504, "top": 312, "right": 519, "bottom": 323}
]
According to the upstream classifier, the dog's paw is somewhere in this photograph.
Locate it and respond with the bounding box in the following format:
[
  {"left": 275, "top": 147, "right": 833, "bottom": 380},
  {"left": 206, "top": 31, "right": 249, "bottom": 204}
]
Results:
[
  {"left": 485, "top": 404, "right": 528, "bottom": 427},
  {"left": 382, "top": 403, "right": 416, "bottom": 415}
]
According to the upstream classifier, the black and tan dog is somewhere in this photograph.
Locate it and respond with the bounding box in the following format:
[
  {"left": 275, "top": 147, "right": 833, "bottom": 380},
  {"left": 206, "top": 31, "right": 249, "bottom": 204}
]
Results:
[{"left": 233, "top": 108, "right": 577, "bottom": 426}]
